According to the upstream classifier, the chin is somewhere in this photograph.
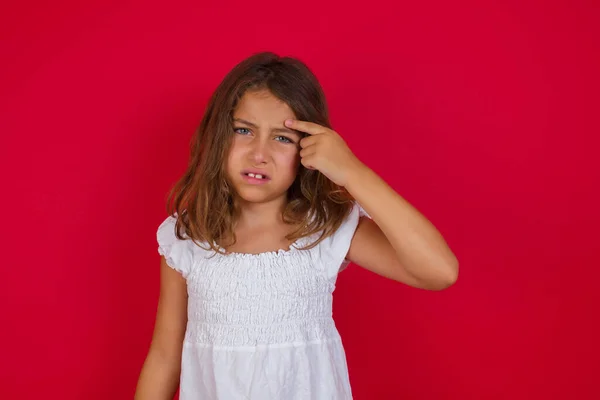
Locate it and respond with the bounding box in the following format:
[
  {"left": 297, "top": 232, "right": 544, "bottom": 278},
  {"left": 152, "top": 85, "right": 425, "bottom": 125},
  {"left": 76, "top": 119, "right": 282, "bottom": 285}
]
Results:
[
  {"left": 233, "top": 187, "right": 277, "bottom": 204},
  {"left": 236, "top": 192, "right": 270, "bottom": 204}
]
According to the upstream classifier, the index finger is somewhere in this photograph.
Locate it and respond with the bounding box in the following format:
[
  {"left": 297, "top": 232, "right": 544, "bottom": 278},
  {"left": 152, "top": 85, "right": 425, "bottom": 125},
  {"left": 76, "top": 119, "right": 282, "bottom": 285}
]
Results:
[{"left": 284, "top": 119, "right": 326, "bottom": 135}]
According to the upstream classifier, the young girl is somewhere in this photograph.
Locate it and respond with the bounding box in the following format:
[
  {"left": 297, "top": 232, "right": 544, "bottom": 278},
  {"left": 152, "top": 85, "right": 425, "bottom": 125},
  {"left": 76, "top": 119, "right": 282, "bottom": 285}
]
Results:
[{"left": 135, "top": 52, "right": 458, "bottom": 400}]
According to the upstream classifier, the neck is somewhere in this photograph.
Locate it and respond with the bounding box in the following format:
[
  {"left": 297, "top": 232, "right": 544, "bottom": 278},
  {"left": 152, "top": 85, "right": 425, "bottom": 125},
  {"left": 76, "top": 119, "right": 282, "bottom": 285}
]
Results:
[{"left": 234, "top": 197, "right": 289, "bottom": 229}]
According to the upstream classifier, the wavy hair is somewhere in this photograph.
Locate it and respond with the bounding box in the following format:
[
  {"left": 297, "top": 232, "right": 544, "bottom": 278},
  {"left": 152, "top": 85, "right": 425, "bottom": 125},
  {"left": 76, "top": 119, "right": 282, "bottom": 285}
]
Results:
[{"left": 166, "top": 51, "right": 354, "bottom": 253}]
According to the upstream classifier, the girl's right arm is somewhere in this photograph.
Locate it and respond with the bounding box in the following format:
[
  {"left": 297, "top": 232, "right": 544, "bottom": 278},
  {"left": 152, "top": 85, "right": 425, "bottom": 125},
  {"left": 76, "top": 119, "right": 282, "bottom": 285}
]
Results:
[{"left": 135, "top": 256, "right": 188, "bottom": 400}]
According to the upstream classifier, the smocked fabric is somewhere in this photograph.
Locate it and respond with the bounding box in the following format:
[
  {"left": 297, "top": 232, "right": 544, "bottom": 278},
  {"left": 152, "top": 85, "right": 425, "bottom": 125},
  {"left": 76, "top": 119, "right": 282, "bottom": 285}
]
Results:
[{"left": 156, "top": 203, "right": 369, "bottom": 399}]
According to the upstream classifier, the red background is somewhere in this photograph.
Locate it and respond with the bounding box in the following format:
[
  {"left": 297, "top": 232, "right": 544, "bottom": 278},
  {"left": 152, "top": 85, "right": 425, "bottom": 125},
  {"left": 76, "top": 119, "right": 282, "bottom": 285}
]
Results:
[{"left": 1, "top": 0, "right": 599, "bottom": 399}]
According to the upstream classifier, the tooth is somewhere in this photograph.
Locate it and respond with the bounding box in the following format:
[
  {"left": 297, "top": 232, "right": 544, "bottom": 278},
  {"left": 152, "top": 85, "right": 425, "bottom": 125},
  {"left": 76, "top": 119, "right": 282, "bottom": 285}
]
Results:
[
  {"left": 248, "top": 173, "right": 255, "bottom": 177},
  {"left": 255, "top": 174, "right": 263, "bottom": 179}
]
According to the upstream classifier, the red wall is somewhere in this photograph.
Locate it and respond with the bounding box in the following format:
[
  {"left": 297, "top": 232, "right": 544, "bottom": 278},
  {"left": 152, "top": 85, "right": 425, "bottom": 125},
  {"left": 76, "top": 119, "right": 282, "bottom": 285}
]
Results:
[{"left": 1, "top": 1, "right": 598, "bottom": 399}]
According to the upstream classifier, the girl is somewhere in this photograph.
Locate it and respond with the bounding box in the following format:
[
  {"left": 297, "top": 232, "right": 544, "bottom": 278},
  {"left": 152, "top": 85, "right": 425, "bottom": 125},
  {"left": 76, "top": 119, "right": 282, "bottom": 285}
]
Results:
[{"left": 135, "top": 52, "right": 458, "bottom": 400}]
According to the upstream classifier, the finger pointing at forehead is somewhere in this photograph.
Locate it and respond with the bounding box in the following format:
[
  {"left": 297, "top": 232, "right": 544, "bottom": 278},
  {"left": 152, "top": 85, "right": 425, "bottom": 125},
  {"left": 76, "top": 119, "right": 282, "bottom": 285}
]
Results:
[{"left": 284, "top": 119, "right": 326, "bottom": 135}]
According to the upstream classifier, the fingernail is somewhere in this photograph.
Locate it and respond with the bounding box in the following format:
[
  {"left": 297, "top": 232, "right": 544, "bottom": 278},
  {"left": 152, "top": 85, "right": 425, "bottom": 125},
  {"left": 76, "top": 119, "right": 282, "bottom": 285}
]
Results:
[{"left": 285, "top": 119, "right": 293, "bottom": 127}]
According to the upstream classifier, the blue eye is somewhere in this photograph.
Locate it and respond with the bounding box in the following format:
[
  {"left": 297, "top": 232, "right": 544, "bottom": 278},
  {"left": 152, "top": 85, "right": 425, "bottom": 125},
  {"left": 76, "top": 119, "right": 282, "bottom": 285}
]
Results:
[
  {"left": 234, "top": 127, "right": 251, "bottom": 135},
  {"left": 275, "top": 136, "right": 294, "bottom": 144}
]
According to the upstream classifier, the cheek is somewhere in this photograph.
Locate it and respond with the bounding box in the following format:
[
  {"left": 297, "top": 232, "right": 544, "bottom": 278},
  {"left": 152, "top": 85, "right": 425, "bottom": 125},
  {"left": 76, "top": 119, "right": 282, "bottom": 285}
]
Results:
[
  {"left": 225, "top": 152, "right": 239, "bottom": 180},
  {"left": 275, "top": 149, "right": 301, "bottom": 174},
  {"left": 227, "top": 142, "right": 242, "bottom": 166}
]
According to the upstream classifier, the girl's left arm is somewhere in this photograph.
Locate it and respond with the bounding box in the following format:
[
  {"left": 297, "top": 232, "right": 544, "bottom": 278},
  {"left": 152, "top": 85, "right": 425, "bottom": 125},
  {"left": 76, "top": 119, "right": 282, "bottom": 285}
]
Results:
[
  {"left": 344, "top": 162, "right": 459, "bottom": 290},
  {"left": 284, "top": 118, "right": 458, "bottom": 290}
]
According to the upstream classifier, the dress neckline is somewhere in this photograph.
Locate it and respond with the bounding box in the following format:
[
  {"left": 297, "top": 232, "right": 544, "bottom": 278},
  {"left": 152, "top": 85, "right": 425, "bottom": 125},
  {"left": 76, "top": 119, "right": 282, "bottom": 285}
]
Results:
[
  {"left": 213, "top": 232, "right": 325, "bottom": 259},
  {"left": 216, "top": 238, "right": 304, "bottom": 259}
]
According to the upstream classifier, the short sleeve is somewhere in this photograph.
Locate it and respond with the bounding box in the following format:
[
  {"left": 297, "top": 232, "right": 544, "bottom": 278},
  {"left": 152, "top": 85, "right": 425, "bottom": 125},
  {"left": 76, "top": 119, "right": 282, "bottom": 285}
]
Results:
[
  {"left": 321, "top": 201, "right": 370, "bottom": 278},
  {"left": 157, "top": 216, "right": 194, "bottom": 278},
  {"left": 357, "top": 204, "right": 371, "bottom": 219}
]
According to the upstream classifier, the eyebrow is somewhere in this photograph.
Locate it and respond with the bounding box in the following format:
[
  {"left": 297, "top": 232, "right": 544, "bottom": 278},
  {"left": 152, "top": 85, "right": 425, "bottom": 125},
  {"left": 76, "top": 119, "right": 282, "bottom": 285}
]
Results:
[{"left": 233, "top": 118, "right": 301, "bottom": 136}]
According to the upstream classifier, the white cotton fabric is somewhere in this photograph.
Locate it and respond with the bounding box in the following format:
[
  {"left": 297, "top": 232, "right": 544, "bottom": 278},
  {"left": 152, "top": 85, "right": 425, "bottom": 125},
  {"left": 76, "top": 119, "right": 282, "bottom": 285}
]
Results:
[{"left": 157, "top": 203, "right": 370, "bottom": 400}]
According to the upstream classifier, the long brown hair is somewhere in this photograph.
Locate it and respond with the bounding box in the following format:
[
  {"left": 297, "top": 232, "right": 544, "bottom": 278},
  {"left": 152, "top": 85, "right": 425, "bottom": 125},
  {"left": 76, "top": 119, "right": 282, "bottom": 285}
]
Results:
[{"left": 166, "top": 51, "right": 354, "bottom": 253}]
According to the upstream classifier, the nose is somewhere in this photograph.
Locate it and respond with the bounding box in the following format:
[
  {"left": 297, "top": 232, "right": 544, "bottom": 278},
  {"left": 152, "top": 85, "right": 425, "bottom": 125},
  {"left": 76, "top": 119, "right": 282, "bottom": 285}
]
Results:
[{"left": 248, "top": 137, "right": 269, "bottom": 165}]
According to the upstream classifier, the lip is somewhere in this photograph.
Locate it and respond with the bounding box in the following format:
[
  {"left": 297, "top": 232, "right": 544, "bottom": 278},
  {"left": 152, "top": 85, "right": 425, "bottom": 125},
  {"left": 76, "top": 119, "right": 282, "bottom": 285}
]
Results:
[
  {"left": 242, "top": 169, "right": 270, "bottom": 179},
  {"left": 240, "top": 169, "right": 271, "bottom": 185}
]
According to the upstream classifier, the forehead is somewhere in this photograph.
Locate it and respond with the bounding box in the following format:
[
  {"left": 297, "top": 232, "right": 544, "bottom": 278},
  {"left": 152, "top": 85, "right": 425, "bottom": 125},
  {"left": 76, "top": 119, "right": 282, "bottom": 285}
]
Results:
[{"left": 233, "top": 89, "right": 296, "bottom": 122}]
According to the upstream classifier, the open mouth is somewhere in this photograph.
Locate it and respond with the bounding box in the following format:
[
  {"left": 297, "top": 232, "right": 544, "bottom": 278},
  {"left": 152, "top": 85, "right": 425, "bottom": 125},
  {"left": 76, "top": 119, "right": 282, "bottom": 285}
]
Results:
[{"left": 242, "top": 171, "right": 270, "bottom": 181}]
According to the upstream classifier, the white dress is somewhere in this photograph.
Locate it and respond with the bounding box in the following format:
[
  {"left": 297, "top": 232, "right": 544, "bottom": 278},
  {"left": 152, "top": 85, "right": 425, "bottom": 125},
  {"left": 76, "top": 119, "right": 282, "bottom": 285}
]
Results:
[{"left": 156, "top": 202, "right": 369, "bottom": 400}]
